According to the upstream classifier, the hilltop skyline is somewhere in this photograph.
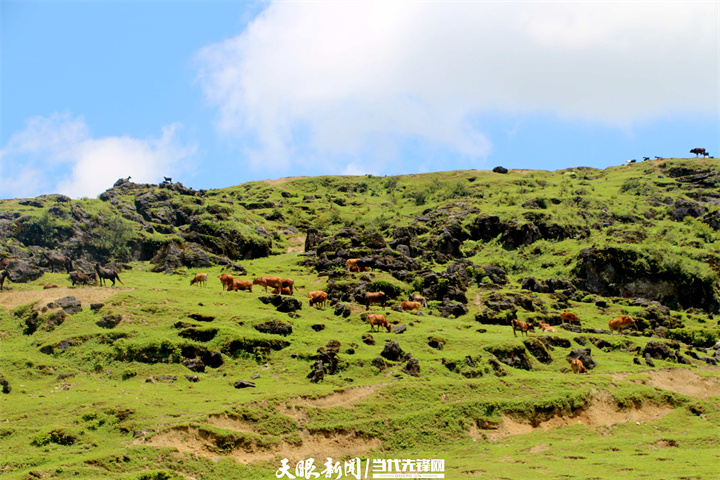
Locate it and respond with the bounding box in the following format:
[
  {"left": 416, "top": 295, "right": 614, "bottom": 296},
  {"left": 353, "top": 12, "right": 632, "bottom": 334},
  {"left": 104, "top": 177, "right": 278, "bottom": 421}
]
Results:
[{"left": 2, "top": 1, "right": 718, "bottom": 199}]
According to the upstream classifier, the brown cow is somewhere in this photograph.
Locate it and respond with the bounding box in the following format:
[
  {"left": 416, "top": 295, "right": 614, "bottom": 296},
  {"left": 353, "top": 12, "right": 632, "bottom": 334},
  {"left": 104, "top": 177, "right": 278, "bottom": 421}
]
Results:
[
  {"left": 570, "top": 358, "right": 587, "bottom": 374},
  {"left": 0, "top": 270, "right": 7, "bottom": 290},
  {"left": 355, "top": 291, "right": 386, "bottom": 310},
  {"left": 281, "top": 278, "right": 294, "bottom": 295},
  {"left": 560, "top": 312, "right": 580, "bottom": 325},
  {"left": 271, "top": 286, "right": 293, "bottom": 295},
  {"left": 345, "top": 259, "right": 359, "bottom": 271},
  {"left": 190, "top": 273, "right": 208, "bottom": 287},
  {"left": 538, "top": 321, "right": 556, "bottom": 332},
  {"left": 229, "top": 279, "right": 253, "bottom": 292},
  {"left": 0, "top": 258, "right": 16, "bottom": 270},
  {"left": 43, "top": 283, "right": 59, "bottom": 289},
  {"left": 308, "top": 290, "right": 328, "bottom": 308},
  {"left": 367, "top": 313, "right": 392, "bottom": 333},
  {"left": 400, "top": 301, "right": 421, "bottom": 312},
  {"left": 609, "top": 316, "right": 635, "bottom": 334},
  {"left": 409, "top": 294, "right": 427, "bottom": 307},
  {"left": 218, "top": 273, "right": 234, "bottom": 291},
  {"left": 511, "top": 319, "right": 535, "bottom": 337},
  {"left": 253, "top": 275, "right": 283, "bottom": 293}
]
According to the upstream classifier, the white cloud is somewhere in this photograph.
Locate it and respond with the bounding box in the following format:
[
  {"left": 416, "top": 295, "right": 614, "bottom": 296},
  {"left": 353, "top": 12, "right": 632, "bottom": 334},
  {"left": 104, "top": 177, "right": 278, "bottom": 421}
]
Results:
[
  {"left": 196, "top": 1, "right": 718, "bottom": 174},
  {"left": 0, "top": 114, "right": 196, "bottom": 199}
]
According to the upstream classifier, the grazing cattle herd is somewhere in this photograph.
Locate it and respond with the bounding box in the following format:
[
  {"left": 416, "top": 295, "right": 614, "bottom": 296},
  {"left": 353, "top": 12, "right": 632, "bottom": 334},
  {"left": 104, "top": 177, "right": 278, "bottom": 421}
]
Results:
[{"left": 0, "top": 247, "right": 650, "bottom": 376}]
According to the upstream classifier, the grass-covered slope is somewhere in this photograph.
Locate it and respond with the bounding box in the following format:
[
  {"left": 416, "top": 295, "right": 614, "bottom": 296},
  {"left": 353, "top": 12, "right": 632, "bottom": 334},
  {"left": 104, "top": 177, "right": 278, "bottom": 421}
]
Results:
[{"left": 0, "top": 158, "right": 719, "bottom": 480}]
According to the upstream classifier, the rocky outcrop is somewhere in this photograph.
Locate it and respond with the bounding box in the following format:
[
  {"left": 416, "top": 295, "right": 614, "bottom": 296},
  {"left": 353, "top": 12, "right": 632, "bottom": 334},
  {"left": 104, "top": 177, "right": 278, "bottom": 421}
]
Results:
[{"left": 573, "top": 246, "right": 719, "bottom": 312}]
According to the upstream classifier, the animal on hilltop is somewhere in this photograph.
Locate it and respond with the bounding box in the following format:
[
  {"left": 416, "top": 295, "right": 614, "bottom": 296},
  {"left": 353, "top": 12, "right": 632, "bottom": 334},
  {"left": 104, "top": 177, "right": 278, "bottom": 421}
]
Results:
[
  {"left": 43, "top": 251, "right": 73, "bottom": 274},
  {"left": 308, "top": 291, "right": 328, "bottom": 308},
  {"left": 608, "top": 316, "right": 635, "bottom": 334},
  {"left": 511, "top": 319, "right": 535, "bottom": 337},
  {"left": 560, "top": 312, "right": 580, "bottom": 325},
  {"left": 95, "top": 264, "right": 124, "bottom": 287},
  {"left": 409, "top": 294, "right": 427, "bottom": 307},
  {"left": 690, "top": 147, "right": 708, "bottom": 157},
  {"left": 252, "top": 275, "right": 284, "bottom": 293},
  {"left": 367, "top": 313, "right": 392, "bottom": 333},
  {"left": 190, "top": 273, "right": 208, "bottom": 287},
  {"left": 43, "top": 283, "right": 59, "bottom": 289},
  {"left": 400, "top": 300, "right": 422, "bottom": 313},
  {"left": 218, "top": 273, "right": 234, "bottom": 291},
  {"left": 355, "top": 291, "right": 386, "bottom": 310},
  {"left": 68, "top": 271, "right": 97, "bottom": 286},
  {"left": 229, "top": 279, "right": 253, "bottom": 292},
  {"left": 570, "top": 358, "right": 587, "bottom": 374}
]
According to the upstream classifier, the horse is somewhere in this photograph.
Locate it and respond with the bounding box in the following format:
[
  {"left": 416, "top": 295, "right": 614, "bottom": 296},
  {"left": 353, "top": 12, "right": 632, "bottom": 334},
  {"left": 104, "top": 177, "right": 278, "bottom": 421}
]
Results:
[
  {"left": 43, "top": 251, "right": 73, "bottom": 274},
  {"left": 95, "top": 264, "right": 124, "bottom": 287}
]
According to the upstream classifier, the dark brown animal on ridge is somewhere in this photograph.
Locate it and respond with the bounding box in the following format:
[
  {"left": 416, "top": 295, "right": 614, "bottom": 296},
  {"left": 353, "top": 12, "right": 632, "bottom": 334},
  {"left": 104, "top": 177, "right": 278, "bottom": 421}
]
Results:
[
  {"left": 271, "top": 286, "right": 293, "bottom": 295},
  {"left": 560, "top": 312, "right": 580, "bottom": 325},
  {"left": 355, "top": 291, "right": 387, "bottom": 310},
  {"left": 400, "top": 301, "right": 422, "bottom": 312},
  {"left": 43, "top": 283, "right": 59, "bottom": 289},
  {"left": 690, "top": 147, "right": 707, "bottom": 157},
  {"left": 409, "top": 294, "right": 427, "bottom": 307},
  {"left": 252, "top": 275, "right": 283, "bottom": 293},
  {"left": 356, "top": 257, "right": 375, "bottom": 272},
  {"left": 190, "top": 273, "right": 208, "bottom": 287},
  {"left": 95, "top": 264, "right": 124, "bottom": 287},
  {"left": 229, "top": 279, "right": 253, "bottom": 292},
  {"left": 68, "top": 271, "right": 96, "bottom": 286},
  {"left": 570, "top": 358, "right": 587, "bottom": 374},
  {"left": 0, "top": 270, "right": 7, "bottom": 290},
  {"left": 511, "top": 319, "right": 535, "bottom": 337},
  {"left": 43, "top": 251, "right": 73, "bottom": 274},
  {"left": 218, "top": 273, "right": 234, "bottom": 291},
  {"left": 367, "top": 313, "right": 392, "bottom": 333},
  {"left": 609, "top": 316, "right": 635, "bottom": 334},
  {"left": 308, "top": 290, "right": 328, "bottom": 308}
]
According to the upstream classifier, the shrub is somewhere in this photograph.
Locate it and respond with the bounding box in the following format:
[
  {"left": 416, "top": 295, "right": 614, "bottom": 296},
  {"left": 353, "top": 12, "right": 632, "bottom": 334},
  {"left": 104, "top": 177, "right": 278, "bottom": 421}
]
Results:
[{"left": 667, "top": 328, "right": 719, "bottom": 348}]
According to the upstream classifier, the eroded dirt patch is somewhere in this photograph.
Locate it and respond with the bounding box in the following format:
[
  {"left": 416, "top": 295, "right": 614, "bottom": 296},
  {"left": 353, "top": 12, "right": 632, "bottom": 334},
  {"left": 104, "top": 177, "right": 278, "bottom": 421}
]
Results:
[
  {"left": 205, "top": 414, "right": 258, "bottom": 434},
  {"left": 288, "top": 384, "right": 386, "bottom": 409},
  {"left": 0, "top": 287, "right": 133, "bottom": 310},
  {"left": 612, "top": 368, "right": 720, "bottom": 399},
  {"left": 480, "top": 390, "right": 674, "bottom": 441},
  {"left": 286, "top": 236, "right": 306, "bottom": 254},
  {"left": 139, "top": 426, "right": 381, "bottom": 464}
]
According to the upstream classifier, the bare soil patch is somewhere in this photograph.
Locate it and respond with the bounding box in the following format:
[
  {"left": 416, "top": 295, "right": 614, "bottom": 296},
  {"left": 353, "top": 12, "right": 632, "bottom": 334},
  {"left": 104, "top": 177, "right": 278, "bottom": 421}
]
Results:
[
  {"left": 286, "top": 236, "right": 306, "bottom": 254},
  {"left": 205, "top": 414, "right": 258, "bottom": 434},
  {"left": 0, "top": 287, "right": 133, "bottom": 310},
  {"left": 139, "top": 426, "right": 381, "bottom": 464},
  {"left": 612, "top": 368, "right": 720, "bottom": 399},
  {"left": 481, "top": 390, "right": 674, "bottom": 441},
  {"left": 288, "top": 384, "right": 386, "bottom": 409},
  {"left": 279, "top": 384, "right": 386, "bottom": 421}
]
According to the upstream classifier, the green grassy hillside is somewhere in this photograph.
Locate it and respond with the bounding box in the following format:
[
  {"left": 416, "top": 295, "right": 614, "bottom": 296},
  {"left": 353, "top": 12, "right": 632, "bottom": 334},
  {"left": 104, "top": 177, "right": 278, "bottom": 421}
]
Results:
[{"left": 0, "top": 158, "right": 719, "bottom": 479}]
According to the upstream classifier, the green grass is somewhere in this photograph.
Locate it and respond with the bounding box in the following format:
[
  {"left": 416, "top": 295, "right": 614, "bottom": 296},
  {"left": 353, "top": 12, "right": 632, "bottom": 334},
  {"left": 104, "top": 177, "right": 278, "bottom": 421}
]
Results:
[{"left": 1, "top": 159, "right": 719, "bottom": 479}]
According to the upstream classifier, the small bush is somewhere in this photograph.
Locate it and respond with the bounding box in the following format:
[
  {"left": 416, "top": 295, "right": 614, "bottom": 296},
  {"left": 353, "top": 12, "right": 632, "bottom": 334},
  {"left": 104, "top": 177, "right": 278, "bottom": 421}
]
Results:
[{"left": 667, "top": 328, "right": 718, "bottom": 348}]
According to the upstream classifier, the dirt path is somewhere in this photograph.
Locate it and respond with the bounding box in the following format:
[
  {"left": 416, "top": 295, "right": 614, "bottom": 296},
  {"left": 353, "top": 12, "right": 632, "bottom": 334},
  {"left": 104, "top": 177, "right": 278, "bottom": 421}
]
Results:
[
  {"left": 612, "top": 368, "right": 720, "bottom": 399},
  {"left": 0, "top": 287, "right": 133, "bottom": 310}
]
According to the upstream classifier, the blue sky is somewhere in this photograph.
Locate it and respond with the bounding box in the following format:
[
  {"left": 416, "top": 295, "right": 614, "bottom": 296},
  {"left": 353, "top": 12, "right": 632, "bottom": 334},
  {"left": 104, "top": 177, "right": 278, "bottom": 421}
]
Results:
[{"left": 2, "top": 1, "right": 718, "bottom": 199}]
